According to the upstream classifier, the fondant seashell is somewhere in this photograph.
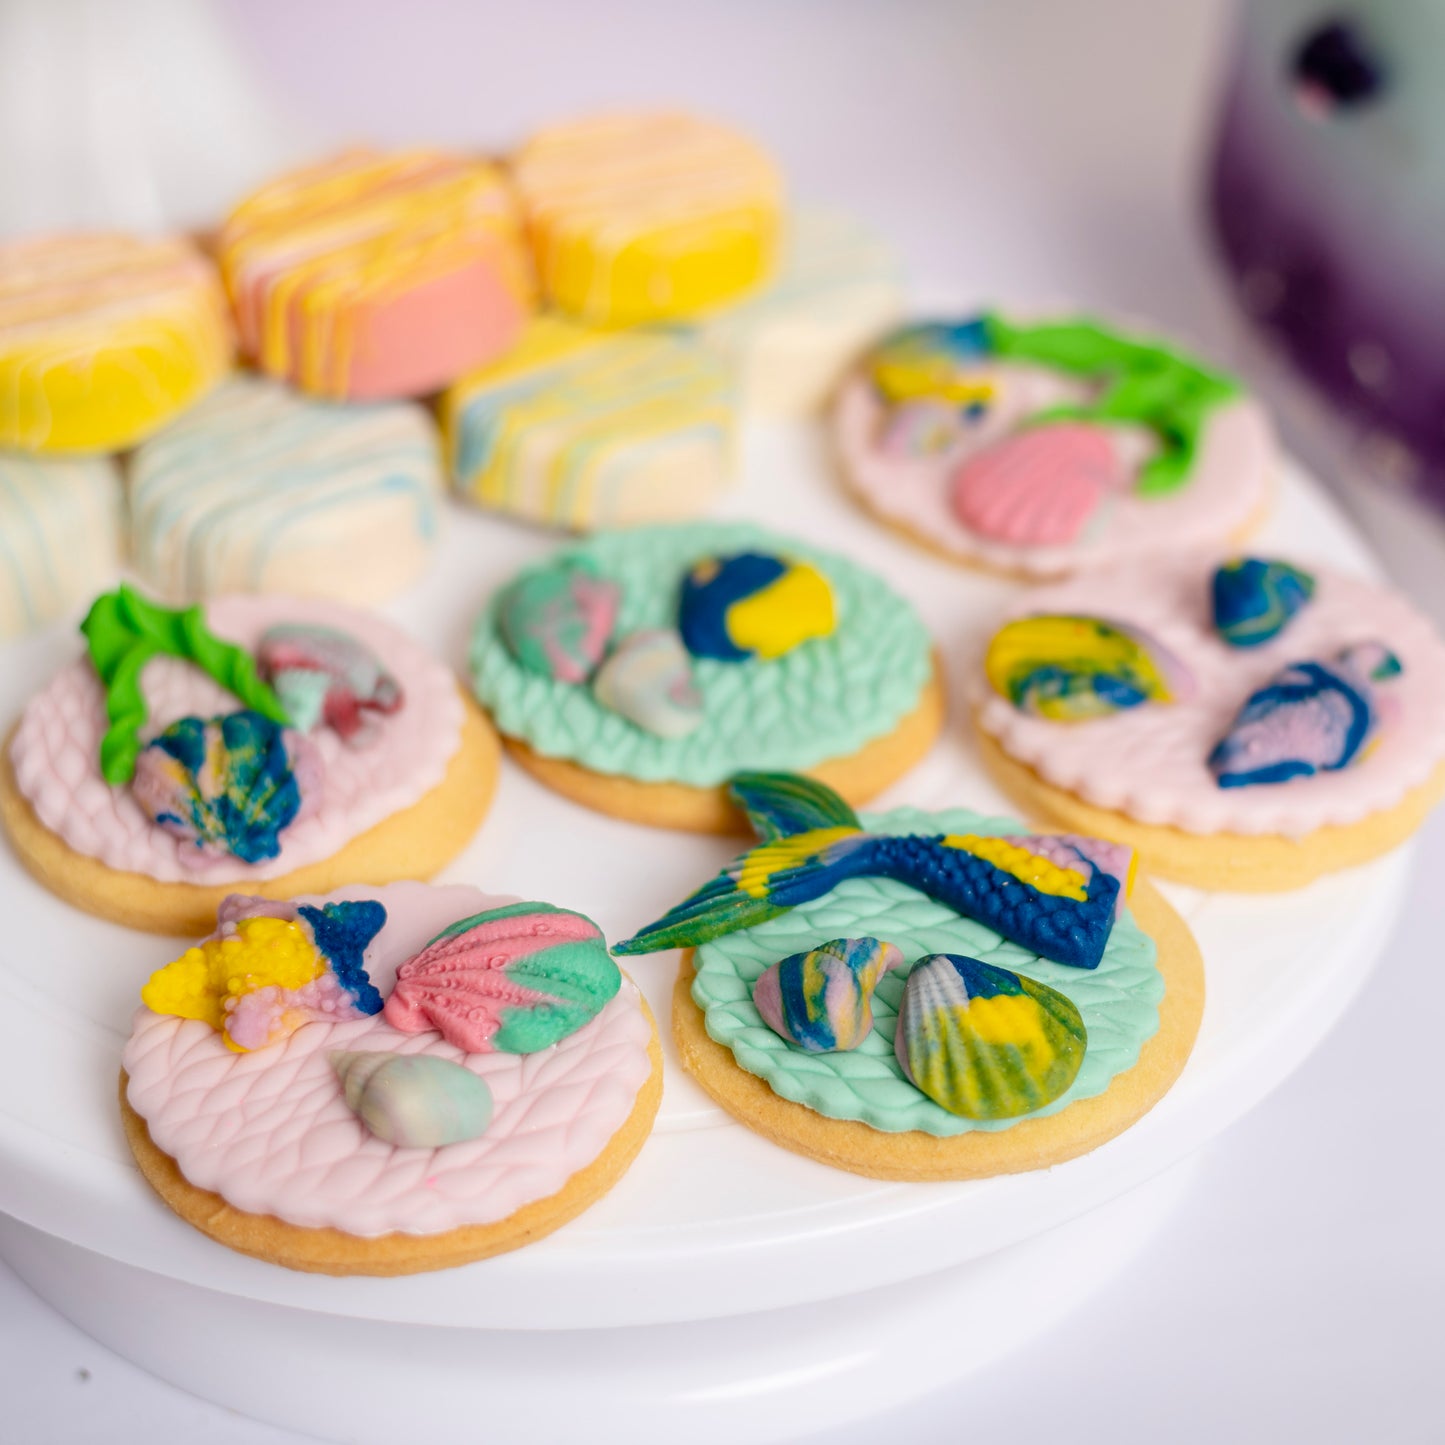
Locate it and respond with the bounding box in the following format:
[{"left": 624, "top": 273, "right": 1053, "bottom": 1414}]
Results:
[
  {"left": 331, "top": 1051, "right": 494, "bottom": 1148},
  {"left": 878, "top": 399, "right": 969, "bottom": 458},
  {"left": 1208, "top": 643, "right": 1402, "bottom": 788},
  {"left": 752, "top": 937, "right": 904, "bottom": 1052},
  {"left": 894, "top": 953, "right": 1086, "bottom": 1120},
  {"left": 984, "top": 614, "right": 1193, "bottom": 721},
  {"left": 868, "top": 318, "right": 995, "bottom": 405},
  {"left": 1211, "top": 558, "right": 1316, "bottom": 647},
  {"left": 383, "top": 902, "right": 621, "bottom": 1054},
  {"left": 679, "top": 552, "right": 835, "bottom": 663},
  {"left": 257, "top": 623, "right": 403, "bottom": 742},
  {"left": 131, "top": 710, "right": 317, "bottom": 864},
  {"left": 593, "top": 629, "right": 704, "bottom": 739},
  {"left": 951, "top": 423, "right": 1127, "bottom": 546},
  {"left": 498, "top": 558, "right": 621, "bottom": 684}
]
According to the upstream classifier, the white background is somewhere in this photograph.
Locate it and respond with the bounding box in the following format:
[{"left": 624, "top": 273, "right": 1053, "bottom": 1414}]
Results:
[{"left": 2, "top": 1, "right": 1441, "bottom": 1440}]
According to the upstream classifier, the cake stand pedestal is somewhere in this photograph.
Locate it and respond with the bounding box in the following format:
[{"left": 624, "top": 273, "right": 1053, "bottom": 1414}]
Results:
[{"left": 0, "top": 435, "right": 1404, "bottom": 1442}]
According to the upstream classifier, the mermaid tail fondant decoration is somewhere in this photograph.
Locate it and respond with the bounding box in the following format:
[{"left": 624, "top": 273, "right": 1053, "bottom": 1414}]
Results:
[
  {"left": 1209, "top": 642, "right": 1403, "bottom": 788},
  {"left": 613, "top": 773, "right": 1133, "bottom": 970}
]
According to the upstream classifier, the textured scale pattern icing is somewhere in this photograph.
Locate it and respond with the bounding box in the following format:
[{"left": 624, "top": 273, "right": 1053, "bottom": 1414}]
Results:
[
  {"left": 470, "top": 522, "right": 932, "bottom": 786},
  {"left": 974, "top": 554, "right": 1445, "bottom": 836},
  {"left": 691, "top": 806, "right": 1161, "bottom": 1137},
  {"left": 122, "top": 883, "right": 654, "bottom": 1236},
  {"left": 9, "top": 596, "right": 462, "bottom": 883}
]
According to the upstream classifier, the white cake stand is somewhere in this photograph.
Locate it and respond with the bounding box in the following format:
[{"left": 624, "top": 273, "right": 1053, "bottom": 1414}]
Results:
[{"left": 0, "top": 429, "right": 1403, "bottom": 1444}]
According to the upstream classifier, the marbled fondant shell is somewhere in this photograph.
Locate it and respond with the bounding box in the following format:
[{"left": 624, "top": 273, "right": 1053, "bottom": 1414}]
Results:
[
  {"left": 868, "top": 318, "right": 995, "bottom": 405},
  {"left": 1211, "top": 558, "right": 1316, "bottom": 647},
  {"left": 257, "top": 623, "right": 403, "bottom": 741},
  {"left": 383, "top": 902, "right": 621, "bottom": 1053},
  {"left": 592, "top": 629, "right": 704, "bottom": 738},
  {"left": 130, "top": 711, "right": 316, "bottom": 864},
  {"left": 752, "top": 936, "right": 904, "bottom": 1052},
  {"left": 1209, "top": 643, "right": 1402, "bottom": 788},
  {"left": 894, "top": 953, "right": 1087, "bottom": 1120},
  {"left": 951, "top": 423, "right": 1126, "bottom": 546},
  {"left": 679, "top": 552, "right": 835, "bottom": 663},
  {"left": 331, "top": 1051, "right": 494, "bottom": 1148},
  {"left": 498, "top": 559, "right": 620, "bottom": 684},
  {"left": 985, "top": 614, "right": 1193, "bottom": 721}
]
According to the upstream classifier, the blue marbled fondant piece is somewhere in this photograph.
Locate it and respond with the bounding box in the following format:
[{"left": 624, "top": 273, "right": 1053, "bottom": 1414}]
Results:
[
  {"left": 678, "top": 552, "right": 788, "bottom": 661},
  {"left": 297, "top": 900, "right": 387, "bottom": 1014},
  {"left": 1211, "top": 558, "right": 1316, "bottom": 647}
]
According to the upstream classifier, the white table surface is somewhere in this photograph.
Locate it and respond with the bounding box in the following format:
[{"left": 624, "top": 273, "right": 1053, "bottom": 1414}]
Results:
[{"left": 3, "top": 0, "right": 1441, "bottom": 1440}]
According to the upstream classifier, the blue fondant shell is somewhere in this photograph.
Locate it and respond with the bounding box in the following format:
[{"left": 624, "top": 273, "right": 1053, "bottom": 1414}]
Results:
[{"left": 1211, "top": 558, "right": 1316, "bottom": 647}]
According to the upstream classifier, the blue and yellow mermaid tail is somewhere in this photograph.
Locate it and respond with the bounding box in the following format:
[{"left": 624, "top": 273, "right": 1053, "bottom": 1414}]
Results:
[{"left": 613, "top": 773, "right": 1130, "bottom": 970}]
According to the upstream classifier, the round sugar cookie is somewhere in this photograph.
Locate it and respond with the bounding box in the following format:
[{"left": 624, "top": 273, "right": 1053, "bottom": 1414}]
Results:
[
  {"left": 633, "top": 795, "right": 1204, "bottom": 1181},
  {"left": 0, "top": 453, "right": 124, "bottom": 639},
  {"left": 129, "top": 375, "right": 444, "bottom": 605},
  {"left": 121, "top": 883, "right": 661, "bottom": 1275},
  {"left": 469, "top": 522, "right": 943, "bottom": 832},
  {"left": 3, "top": 589, "right": 500, "bottom": 934},
  {"left": 218, "top": 149, "right": 533, "bottom": 400},
  {"left": 971, "top": 553, "right": 1445, "bottom": 889},
  {"left": 834, "top": 311, "right": 1275, "bottom": 577},
  {"left": 690, "top": 210, "right": 903, "bottom": 417},
  {"left": 0, "top": 233, "right": 232, "bottom": 454},
  {"left": 511, "top": 112, "right": 783, "bottom": 326},
  {"left": 441, "top": 317, "right": 735, "bottom": 530}
]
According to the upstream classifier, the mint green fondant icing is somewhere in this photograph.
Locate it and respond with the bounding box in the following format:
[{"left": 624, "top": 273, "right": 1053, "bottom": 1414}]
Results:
[
  {"left": 691, "top": 805, "right": 1163, "bottom": 1136},
  {"left": 469, "top": 522, "right": 933, "bottom": 786}
]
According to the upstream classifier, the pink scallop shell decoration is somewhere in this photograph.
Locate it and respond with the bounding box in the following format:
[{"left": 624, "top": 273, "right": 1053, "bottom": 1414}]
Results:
[{"left": 950, "top": 422, "right": 1127, "bottom": 546}]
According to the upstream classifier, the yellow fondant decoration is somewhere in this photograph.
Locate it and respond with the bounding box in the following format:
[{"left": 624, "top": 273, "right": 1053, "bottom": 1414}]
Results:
[
  {"left": 0, "top": 234, "right": 232, "bottom": 454},
  {"left": 727, "top": 563, "right": 836, "bottom": 660},
  {"left": 737, "top": 827, "right": 862, "bottom": 899},
  {"left": 141, "top": 917, "right": 324, "bottom": 1036},
  {"left": 512, "top": 112, "right": 784, "bottom": 326},
  {"left": 939, "top": 835, "right": 1089, "bottom": 901}
]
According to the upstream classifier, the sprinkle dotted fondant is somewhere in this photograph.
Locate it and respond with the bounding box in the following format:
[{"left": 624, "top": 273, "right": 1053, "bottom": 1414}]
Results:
[
  {"left": 0, "top": 233, "right": 232, "bottom": 454},
  {"left": 128, "top": 376, "right": 445, "bottom": 606},
  {"left": 469, "top": 522, "right": 932, "bottom": 786},
  {"left": 689, "top": 804, "right": 1161, "bottom": 1137},
  {"left": 218, "top": 149, "right": 533, "bottom": 400},
  {"left": 512, "top": 112, "right": 784, "bottom": 326},
  {"left": 442, "top": 317, "right": 736, "bottom": 530}
]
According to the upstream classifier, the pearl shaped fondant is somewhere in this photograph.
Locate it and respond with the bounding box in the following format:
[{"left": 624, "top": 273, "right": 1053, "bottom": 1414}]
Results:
[
  {"left": 751, "top": 936, "right": 904, "bottom": 1052},
  {"left": 332, "top": 1051, "right": 494, "bottom": 1148},
  {"left": 893, "top": 953, "right": 1086, "bottom": 1120},
  {"left": 592, "top": 629, "right": 704, "bottom": 739}
]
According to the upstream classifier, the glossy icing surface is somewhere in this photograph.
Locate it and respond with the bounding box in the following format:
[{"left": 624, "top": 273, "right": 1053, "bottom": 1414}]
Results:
[
  {"left": 512, "top": 112, "right": 783, "bottom": 325},
  {"left": 218, "top": 149, "right": 532, "bottom": 399},
  {"left": 692, "top": 806, "right": 1160, "bottom": 1135},
  {"left": 469, "top": 522, "right": 932, "bottom": 785},
  {"left": 123, "top": 883, "right": 654, "bottom": 1236},
  {"left": 129, "top": 376, "right": 443, "bottom": 604},
  {"left": 975, "top": 553, "right": 1445, "bottom": 835},
  {"left": 0, "top": 233, "right": 231, "bottom": 454},
  {"left": 10, "top": 595, "right": 461, "bottom": 883},
  {"left": 442, "top": 317, "right": 734, "bottom": 530},
  {"left": 0, "top": 454, "right": 123, "bottom": 639},
  {"left": 835, "top": 331, "right": 1273, "bottom": 576}
]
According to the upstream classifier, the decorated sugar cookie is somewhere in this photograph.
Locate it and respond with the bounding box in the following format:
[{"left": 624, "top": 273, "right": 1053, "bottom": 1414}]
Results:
[
  {"left": 121, "top": 882, "right": 661, "bottom": 1274},
  {"left": 440, "top": 317, "right": 736, "bottom": 530},
  {"left": 129, "top": 376, "right": 444, "bottom": 605},
  {"left": 972, "top": 553, "right": 1445, "bottom": 889},
  {"left": 615, "top": 774, "right": 1202, "bottom": 1180},
  {"left": 218, "top": 149, "right": 533, "bottom": 400},
  {"left": 511, "top": 111, "right": 783, "bottom": 325},
  {"left": 0, "top": 233, "right": 231, "bottom": 454},
  {"left": 688, "top": 210, "right": 903, "bottom": 416},
  {"left": 0, "top": 586, "right": 500, "bottom": 934},
  {"left": 468, "top": 522, "right": 943, "bottom": 831},
  {"left": 0, "top": 454, "right": 124, "bottom": 639},
  {"left": 834, "top": 312, "right": 1275, "bottom": 577}
]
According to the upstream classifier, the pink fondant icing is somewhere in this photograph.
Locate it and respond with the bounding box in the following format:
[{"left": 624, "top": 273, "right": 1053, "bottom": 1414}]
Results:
[
  {"left": 122, "top": 884, "right": 655, "bottom": 1238},
  {"left": 973, "top": 554, "right": 1445, "bottom": 837},
  {"left": 8, "top": 596, "right": 462, "bottom": 884},
  {"left": 836, "top": 360, "right": 1274, "bottom": 576}
]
